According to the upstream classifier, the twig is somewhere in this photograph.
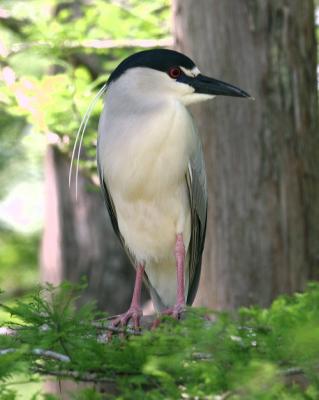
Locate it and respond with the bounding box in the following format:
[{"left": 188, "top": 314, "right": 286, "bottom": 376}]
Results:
[
  {"left": 33, "top": 366, "right": 115, "bottom": 383},
  {"left": 93, "top": 315, "right": 155, "bottom": 334},
  {"left": 78, "top": 37, "right": 174, "bottom": 49},
  {"left": 192, "top": 352, "right": 212, "bottom": 361},
  {"left": 281, "top": 366, "right": 312, "bottom": 390},
  {"left": 1, "top": 322, "right": 143, "bottom": 336},
  {"left": 282, "top": 367, "right": 304, "bottom": 376},
  {"left": 0, "top": 347, "right": 70, "bottom": 362},
  {"left": 0, "top": 348, "right": 15, "bottom": 356},
  {"left": 1, "top": 311, "right": 207, "bottom": 338},
  {"left": 32, "top": 348, "right": 70, "bottom": 362}
]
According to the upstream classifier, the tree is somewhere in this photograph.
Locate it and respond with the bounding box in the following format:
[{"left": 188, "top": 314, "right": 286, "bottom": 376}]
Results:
[{"left": 173, "top": 0, "right": 319, "bottom": 309}]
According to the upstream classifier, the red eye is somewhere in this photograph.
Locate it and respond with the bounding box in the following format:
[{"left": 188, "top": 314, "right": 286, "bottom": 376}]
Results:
[{"left": 168, "top": 67, "right": 182, "bottom": 79}]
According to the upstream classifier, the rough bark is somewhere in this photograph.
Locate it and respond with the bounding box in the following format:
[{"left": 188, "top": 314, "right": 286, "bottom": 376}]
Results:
[
  {"left": 174, "top": 0, "right": 319, "bottom": 309},
  {"left": 40, "top": 145, "right": 137, "bottom": 314}
]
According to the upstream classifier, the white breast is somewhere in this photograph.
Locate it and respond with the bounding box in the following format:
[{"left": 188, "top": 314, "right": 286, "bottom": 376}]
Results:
[{"left": 98, "top": 78, "right": 198, "bottom": 307}]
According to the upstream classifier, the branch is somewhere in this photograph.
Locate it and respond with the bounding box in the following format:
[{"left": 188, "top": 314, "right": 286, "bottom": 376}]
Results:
[
  {"left": 74, "top": 38, "right": 173, "bottom": 49},
  {"left": 281, "top": 367, "right": 315, "bottom": 390},
  {"left": 30, "top": 360, "right": 316, "bottom": 387},
  {"left": 0, "top": 348, "right": 15, "bottom": 356},
  {"left": 32, "top": 348, "right": 70, "bottom": 362},
  {"left": 32, "top": 366, "right": 114, "bottom": 383},
  {"left": 94, "top": 313, "right": 157, "bottom": 334},
  {"left": 4, "top": 38, "right": 174, "bottom": 57},
  {"left": 0, "top": 347, "right": 70, "bottom": 362},
  {"left": 0, "top": 315, "right": 159, "bottom": 363},
  {"left": 0, "top": 317, "right": 145, "bottom": 338},
  {"left": 0, "top": 8, "right": 28, "bottom": 37}
]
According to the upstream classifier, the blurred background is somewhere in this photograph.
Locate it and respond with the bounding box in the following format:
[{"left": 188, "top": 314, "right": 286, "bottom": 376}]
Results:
[{"left": 0, "top": 0, "right": 318, "bottom": 318}]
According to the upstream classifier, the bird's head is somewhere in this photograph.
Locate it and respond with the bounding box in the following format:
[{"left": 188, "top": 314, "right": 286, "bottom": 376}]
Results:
[{"left": 107, "top": 49, "right": 251, "bottom": 105}]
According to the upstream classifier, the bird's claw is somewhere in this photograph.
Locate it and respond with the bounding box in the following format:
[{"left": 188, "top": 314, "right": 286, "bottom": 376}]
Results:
[
  {"left": 162, "top": 303, "right": 186, "bottom": 319},
  {"left": 162, "top": 302, "right": 186, "bottom": 319},
  {"left": 110, "top": 306, "right": 143, "bottom": 333},
  {"left": 151, "top": 303, "right": 186, "bottom": 329}
]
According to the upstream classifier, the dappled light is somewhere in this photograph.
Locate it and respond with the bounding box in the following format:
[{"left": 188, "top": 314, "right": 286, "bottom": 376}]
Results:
[{"left": 0, "top": 0, "right": 318, "bottom": 399}]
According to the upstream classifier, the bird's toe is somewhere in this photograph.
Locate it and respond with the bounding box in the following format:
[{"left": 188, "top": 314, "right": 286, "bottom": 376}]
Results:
[
  {"left": 166, "top": 303, "right": 186, "bottom": 319},
  {"left": 152, "top": 302, "right": 187, "bottom": 327},
  {"left": 111, "top": 307, "right": 143, "bottom": 331}
]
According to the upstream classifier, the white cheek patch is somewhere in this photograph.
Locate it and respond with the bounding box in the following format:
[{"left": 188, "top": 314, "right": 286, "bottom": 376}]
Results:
[
  {"left": 191, "top": 66, "right": 200, "bottom": 76},
  {"left": 180, "top": 66, "right": 201, "bottom": 77}
]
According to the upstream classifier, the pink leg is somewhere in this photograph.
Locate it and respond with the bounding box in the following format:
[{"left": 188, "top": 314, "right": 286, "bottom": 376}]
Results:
[
  {"left": 111, "top": 263, "right": 144, "bottom": 330},
  {"left": 162, "top": 233, "right": 186, "bottom": 319},
  {"left": 175, "top": 233, "right": 186, "bottom": 309}
]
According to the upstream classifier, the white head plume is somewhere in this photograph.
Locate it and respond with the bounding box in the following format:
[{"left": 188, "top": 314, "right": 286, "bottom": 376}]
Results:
[{"left": 68, "top": 83, "right": 107, "bottom": 199}]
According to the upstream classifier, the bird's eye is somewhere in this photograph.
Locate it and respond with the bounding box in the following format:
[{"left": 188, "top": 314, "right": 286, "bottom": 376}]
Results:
[{"left": 168, "top": 67, "right": 182, "bottom": 79}]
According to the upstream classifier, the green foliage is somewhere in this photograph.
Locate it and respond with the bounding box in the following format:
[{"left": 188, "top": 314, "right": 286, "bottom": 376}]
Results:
[
  {"left": 1, "top": 1, "right": 318, "bottom": 399},
  {"left": 0, "top": 0, "right": 171, "bottom": 179},
  {"left": 1, "top": 282, "right": 319, "bottom": 399},
  {"left": 0, "top": 226, "right": 39, "bottom": 295}
]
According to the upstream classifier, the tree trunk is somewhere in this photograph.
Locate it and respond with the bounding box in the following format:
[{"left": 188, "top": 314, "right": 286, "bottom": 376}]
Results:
[
  {"left": 173, "top": 0, "right": 319, "bottom": 309},
  {"left": 40, "top": 144, "right": 137, "bottom": 314}
]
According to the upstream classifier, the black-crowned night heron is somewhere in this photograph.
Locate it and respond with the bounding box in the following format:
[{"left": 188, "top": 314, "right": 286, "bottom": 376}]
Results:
[{"left": 70, "top": 49, "right": 250, "bottom": 329}]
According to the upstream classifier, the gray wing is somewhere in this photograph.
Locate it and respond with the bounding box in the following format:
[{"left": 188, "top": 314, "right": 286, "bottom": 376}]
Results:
[
  {"left": 97, "top": 152, "right": 121, "bottom": 241},
  {"left": 96, "top": 150, "right": 137, "bottom": 267},
  {"left": 185, "top": 143, "right": 208, "bottom": 305}
]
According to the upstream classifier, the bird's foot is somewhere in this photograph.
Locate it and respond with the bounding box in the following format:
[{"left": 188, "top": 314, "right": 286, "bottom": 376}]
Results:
[
  {"left": 162, "top": 302, "right": 186, "bottom": 319},
  {"left": 151, "top": 302, "right": 186, "bottom": 329},
  {"left": 110, "top": 306, "right": 143, "bottom": 332}
]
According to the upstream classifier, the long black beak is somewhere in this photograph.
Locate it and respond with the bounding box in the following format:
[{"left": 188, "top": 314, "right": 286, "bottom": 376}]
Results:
[{"left": 178, "top": 74, "right": 251, "bottom": 98}]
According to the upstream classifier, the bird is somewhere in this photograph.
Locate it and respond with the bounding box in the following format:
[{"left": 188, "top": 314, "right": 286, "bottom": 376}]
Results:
[{"left": 89, "top": 49, "right": 250, "bottom": 329}]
